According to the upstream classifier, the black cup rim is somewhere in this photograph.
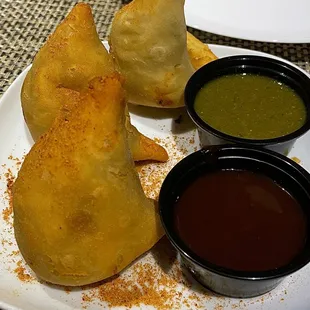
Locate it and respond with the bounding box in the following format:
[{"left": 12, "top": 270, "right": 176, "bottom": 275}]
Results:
[
  {"left": 184, "top": 55, "right": 310, "bottom": 146},
  {"left": 159, "top": 145, "right": 310, "bottom": 281}
]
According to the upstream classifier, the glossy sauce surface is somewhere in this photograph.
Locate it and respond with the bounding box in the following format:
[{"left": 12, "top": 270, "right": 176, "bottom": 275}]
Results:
[
  {"left": 194, "top": 74, "right": 306, "bottom": 139},
  {"left": 174, "top": 170, "right": 307, "bottom": 271}
]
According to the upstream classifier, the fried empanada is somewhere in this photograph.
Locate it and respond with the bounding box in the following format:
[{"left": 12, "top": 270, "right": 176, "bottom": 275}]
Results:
[
  {"left": 21, "top": 3, "right": 167, "bottom": 162},
  {"left": 126, "top": 109, "right": 168, "bottom": 161},
  {"left": 109, "top": 0, "right": 195, "bottom": 108},
  {"left": 187, "top": 31, "right": 218, "bottom": 70},
  {"left": 21, "top": 3, "right": 114, "bottom": 139},
  {"left": 13, "top": 75, "right": 164, "bottom": 286}
]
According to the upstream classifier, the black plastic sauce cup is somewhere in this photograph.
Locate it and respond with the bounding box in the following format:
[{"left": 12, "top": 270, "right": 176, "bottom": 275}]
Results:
[
  {"left": 184, "top": 55, "right": 310, "bottom": 155},
  {"left": 159, "top": 145, "right": 310, "bottom": 298}
]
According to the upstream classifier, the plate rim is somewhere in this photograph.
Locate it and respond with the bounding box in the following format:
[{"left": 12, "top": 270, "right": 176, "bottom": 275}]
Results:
[{"left": 185, "top": 1, "right": 310, "bottom": 43}]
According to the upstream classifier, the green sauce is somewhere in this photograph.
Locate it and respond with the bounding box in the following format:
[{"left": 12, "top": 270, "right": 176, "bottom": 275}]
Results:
[{"left": 194, "top": 74, "right": 306, "bottom": 139}]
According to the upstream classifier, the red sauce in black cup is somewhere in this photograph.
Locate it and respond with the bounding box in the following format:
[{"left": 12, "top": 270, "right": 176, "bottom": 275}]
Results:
[
  {"left": 159, "top": 145, "right": 310, "bottom": 298},
  {"left": 174, "top": 169, "right": 307, "bottom": 272}
]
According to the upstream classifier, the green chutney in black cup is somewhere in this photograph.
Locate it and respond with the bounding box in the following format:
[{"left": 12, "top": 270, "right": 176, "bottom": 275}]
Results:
[
  {"left": 184, "top": 55, "right": 310, "bottom": 155},
  {"left": 194, "top": 73, "right": 306, "bottom": 140}
]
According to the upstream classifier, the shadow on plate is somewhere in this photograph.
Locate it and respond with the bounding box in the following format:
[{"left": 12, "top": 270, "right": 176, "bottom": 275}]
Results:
[
  {"left": 150, "top": 236, "right": 221, "bottom": 298},
  {"left": 129, "top": 104, "right": 196, "bottom": 135},
  {"left": 128, "top": 103, "right": 185, "bottom": 121},
  {"left": 23, "top": 122, "right": 34, "bottom": 147},
  {"left": 170, "top": 108, "right": 196, "bottom": 135}
]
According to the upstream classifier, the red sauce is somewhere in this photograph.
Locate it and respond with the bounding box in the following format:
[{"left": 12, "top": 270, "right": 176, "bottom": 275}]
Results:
[{"left": 174, "top": 170, "right": 307, "bottom": 272}]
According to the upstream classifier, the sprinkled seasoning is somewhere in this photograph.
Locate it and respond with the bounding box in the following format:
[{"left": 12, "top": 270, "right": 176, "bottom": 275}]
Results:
[
  {"left": 81, "top": 238, "right": 203, "bottom": 310},
  {"left": 0, "top": 154, "right": 36, "bottom": 284},
  {"left": 137, "top": 134, "right": 198, "bottom": 200},
  {"left": 2, "top": 168, "right": 15, "bottom": 224},
  {"left": 14, "top": 260, "right": 34, "bottom": 283}
]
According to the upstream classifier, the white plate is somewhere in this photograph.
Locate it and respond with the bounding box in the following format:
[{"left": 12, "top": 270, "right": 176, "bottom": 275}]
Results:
[
  {"left": 185, "top": 0, "right": 310, "bottom": 43},
  {"left": 1, "top": 43, "right": 310, "bottom": 310}
]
